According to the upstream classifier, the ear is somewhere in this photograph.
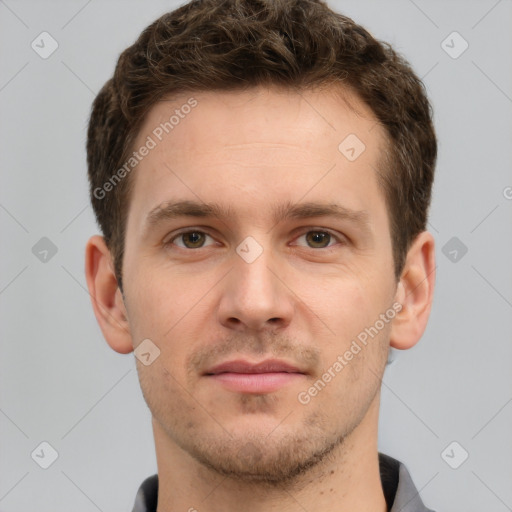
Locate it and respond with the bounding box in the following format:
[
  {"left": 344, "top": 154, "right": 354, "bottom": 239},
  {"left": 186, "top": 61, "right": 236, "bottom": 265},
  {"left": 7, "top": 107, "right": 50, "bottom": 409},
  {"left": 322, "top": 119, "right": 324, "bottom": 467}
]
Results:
[
  {"left": 390, "top": 231, "right": 435, "bottom": 350},
  {"left": 85, "top": 235, "right": 134, "bottom": 354}
]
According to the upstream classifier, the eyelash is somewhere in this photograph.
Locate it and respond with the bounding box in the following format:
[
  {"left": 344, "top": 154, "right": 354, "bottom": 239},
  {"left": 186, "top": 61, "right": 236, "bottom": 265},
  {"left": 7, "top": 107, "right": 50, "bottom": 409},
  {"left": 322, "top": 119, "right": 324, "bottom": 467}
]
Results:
[{"left": 164, "top": 228, "right": 347, "bottom": 251}]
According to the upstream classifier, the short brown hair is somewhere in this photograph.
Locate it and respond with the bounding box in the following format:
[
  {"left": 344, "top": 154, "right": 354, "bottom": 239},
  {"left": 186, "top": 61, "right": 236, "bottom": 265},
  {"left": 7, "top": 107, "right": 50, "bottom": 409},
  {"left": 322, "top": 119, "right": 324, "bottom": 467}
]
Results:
[{"left": 87, "top": 0, "right": 436, "bottom": 291}]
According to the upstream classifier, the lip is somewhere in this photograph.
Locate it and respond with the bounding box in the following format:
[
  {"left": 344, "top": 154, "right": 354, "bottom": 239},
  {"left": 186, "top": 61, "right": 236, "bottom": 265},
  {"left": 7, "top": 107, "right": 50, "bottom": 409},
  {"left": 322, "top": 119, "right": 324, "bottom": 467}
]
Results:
[
  {"left": 204, "top": 359, "right": 306, "bottom": 394},
  {"left": 205, "top": 358, "right": 304, "bottom": 375}
]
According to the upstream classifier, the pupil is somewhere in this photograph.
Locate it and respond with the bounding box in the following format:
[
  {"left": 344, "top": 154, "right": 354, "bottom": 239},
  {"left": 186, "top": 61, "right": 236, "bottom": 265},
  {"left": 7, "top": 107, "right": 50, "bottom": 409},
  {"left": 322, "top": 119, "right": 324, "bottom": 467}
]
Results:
[
  {"left": 308, "top": 231, "right": 329, "bottom": 247},
  {"left": 186, "top": 232, "right": 203, "bottom": 247}
]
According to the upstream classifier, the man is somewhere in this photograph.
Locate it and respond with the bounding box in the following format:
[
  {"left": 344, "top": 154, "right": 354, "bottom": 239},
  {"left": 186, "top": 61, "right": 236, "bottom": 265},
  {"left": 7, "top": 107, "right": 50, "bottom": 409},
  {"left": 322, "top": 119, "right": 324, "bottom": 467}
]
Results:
[{"left": 84, "top": 0, "right": 437, "bottom": 510}]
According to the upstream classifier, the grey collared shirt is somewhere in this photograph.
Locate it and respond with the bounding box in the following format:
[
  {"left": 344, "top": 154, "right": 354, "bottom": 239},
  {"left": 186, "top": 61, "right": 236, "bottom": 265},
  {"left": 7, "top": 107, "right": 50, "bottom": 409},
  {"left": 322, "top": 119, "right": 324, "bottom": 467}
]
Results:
[{"left": 132, "top": 453, "right": 436, "bottom": 512}]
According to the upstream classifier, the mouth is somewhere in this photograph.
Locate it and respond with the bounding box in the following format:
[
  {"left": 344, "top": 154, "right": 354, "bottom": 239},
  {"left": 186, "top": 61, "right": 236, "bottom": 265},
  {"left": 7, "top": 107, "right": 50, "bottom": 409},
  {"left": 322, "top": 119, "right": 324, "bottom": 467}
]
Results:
[{"left": 204, "top": 359, "right": 307, "bottom": 394}]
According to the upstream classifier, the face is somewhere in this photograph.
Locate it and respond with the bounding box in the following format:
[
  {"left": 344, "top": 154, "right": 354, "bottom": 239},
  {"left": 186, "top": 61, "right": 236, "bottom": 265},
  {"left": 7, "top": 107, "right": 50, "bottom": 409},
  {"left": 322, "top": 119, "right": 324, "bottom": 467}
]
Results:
[{"left": 121, "top": 86, "right": 398, "bottom": 484}]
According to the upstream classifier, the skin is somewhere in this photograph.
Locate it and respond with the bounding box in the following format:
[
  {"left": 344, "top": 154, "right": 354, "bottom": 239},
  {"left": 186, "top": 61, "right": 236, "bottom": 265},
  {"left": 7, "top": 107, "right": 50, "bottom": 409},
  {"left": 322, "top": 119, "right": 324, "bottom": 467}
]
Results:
[{"left": 85, "top": 85, "right": 435, "bottom": 512}]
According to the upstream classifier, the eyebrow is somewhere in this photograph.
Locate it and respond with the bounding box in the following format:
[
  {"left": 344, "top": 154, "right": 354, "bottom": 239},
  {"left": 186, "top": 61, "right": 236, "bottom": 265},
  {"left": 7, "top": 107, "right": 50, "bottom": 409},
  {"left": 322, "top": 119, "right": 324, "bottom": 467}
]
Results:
[{"left": 144, "top": 199, "right": 371, "bottom": 234}]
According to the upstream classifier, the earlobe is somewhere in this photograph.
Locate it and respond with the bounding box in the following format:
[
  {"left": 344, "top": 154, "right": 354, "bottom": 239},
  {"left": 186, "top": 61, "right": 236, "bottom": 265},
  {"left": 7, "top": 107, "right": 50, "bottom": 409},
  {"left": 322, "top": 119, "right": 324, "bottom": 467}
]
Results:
[
  {"left": 85, "top": 235, "right": 134, "bottom": 354},
  {"left": 390, "top": 231, "right": 436, "bottom": 350}
]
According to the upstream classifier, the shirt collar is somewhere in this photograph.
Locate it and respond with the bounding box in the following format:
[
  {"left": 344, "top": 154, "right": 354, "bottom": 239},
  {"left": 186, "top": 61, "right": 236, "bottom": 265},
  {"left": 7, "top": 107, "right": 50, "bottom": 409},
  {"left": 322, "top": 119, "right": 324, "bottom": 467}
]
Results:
[{"left": 132, "top": 453, "right": 435, "bottom": 512}]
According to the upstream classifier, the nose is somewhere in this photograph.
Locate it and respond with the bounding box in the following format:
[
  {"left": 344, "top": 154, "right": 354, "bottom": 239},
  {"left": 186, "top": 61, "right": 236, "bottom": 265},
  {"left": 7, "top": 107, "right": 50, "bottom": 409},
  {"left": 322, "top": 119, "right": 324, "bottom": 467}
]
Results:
[{"left": 217, "top": 243, "right": 295, "bottom": 332}]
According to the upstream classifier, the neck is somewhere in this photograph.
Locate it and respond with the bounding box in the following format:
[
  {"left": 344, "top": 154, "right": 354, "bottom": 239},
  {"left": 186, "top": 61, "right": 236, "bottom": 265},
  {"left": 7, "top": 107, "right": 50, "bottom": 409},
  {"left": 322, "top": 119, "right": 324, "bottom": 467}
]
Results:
[{"left": 152, "top": 394, "right": 387, "bottom": 512}]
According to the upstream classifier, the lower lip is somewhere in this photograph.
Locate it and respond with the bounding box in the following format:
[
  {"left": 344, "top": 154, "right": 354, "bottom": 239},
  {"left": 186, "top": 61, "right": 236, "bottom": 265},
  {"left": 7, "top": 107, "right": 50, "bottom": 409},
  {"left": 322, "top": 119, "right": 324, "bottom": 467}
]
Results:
[{"left": 207, "top": 372, "right": 304, "bottom": 393}]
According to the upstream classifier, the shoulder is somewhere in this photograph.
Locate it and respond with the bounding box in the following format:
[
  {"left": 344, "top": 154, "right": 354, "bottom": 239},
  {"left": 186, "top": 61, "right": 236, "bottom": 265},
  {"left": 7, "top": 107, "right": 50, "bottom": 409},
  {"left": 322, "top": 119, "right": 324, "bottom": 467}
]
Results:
[
  {"left": 132, "top": 474, "right": 158, "bottom": 512},
  {"left": 379, "top": 453, "right": 437, "bottom": 512}
]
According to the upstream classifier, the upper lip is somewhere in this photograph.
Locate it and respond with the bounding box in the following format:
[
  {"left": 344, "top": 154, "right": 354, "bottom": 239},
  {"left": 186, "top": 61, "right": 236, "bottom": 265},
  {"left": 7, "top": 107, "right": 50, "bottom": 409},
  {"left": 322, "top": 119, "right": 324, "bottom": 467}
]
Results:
[{"left": 204, "top": 359, "right": 305, "bottom": 375}]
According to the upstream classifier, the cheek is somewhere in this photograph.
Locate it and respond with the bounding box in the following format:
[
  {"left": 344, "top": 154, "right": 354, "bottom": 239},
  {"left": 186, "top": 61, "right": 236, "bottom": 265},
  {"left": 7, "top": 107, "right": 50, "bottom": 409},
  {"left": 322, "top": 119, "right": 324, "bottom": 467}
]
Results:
[
  {"left": 124, "top": 265, "right": 199, "bottom": 336},
  {"left": 125, "top": 273, "right": 213, "bottom": 385},
  {"left": 302, "top": 273, "right": 393, "bottom": 371},
  {"left": 136, "top": 361, "right": 194, "bottom": 433},
  {"left": 295, "top": 271, "right": 376, "bottom": 333}
]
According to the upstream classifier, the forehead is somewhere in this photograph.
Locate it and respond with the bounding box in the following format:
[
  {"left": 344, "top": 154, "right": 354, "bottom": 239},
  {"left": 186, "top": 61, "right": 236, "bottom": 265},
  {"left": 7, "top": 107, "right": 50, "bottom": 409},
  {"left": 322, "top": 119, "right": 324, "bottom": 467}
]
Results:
[
  {"left": 136, "top": 85, "right": 381, "bottom": 155},
  {"left": 126, "top": 85, "right": 388, "bottom": 227}
]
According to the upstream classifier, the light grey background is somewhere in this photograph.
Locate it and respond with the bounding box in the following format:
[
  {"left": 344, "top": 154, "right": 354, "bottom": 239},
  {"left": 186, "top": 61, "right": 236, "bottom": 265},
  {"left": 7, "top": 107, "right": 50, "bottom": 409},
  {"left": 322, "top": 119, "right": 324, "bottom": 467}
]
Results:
[{"left": 1, "top": 0, "right": 511, "bottom": 511}]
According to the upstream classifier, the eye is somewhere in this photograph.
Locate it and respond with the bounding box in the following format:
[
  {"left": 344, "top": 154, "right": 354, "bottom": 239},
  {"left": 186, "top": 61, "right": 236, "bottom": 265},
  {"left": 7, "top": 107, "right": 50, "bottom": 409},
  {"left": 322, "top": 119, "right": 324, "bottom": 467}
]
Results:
[
  {"left": 293, "top": 230, "right": 344, "bottom": 249},
  {"left": 166, "top": 230, "right": 216, "bottom": 249},
  {"left": 164, "top": 228, "right": 345, "bottom": 251}
]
